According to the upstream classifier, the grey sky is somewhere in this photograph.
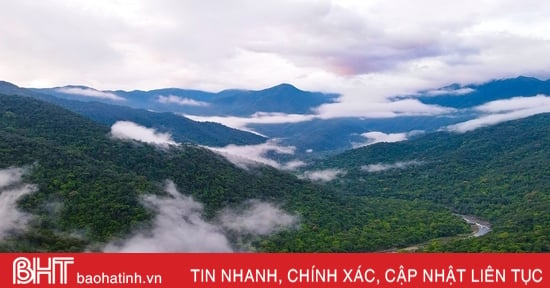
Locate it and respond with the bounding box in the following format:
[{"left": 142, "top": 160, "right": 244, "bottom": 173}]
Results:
[{"left": 2, "top": 0, "right": 550, "bottom": 118}]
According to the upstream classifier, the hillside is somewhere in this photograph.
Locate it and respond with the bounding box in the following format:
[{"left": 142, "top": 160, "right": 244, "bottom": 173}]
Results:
[
  {"left": 417, "top": 76, "right": 550, "bottom": 108},
  {"left": 0, "top": 81, "right": 266, "bottom": 147},
  {"left": 53, "top": 100, "right": 266, "bottom": 146},
  {"left": 315, "top": 113, "right": 550, "bottom": 251},
  {"left": 0, "top": 93, "right": 468, "bottom": 252}
]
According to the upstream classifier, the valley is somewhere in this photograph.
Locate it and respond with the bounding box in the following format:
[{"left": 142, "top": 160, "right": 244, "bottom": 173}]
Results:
[{"left": 0, "top": 76, "right": 549, "bottom": 252}]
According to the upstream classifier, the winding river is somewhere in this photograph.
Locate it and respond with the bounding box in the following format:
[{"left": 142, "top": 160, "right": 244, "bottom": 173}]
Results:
[{"left": 460, "top": 214, "right": 491, "bottom": 237}]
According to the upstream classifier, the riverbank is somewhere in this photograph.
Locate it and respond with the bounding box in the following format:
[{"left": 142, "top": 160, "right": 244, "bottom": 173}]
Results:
[{"left": 382, "top": 214, "right": 491, "bottom": 252}]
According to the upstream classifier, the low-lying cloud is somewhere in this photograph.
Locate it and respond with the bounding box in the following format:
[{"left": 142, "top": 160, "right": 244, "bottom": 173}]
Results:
[
  {"left": 300, "top": 169, "right": 346, "bottom": 182},
  {"left": 0, "top": 167, "right": 25, "bottom": 189},
  {"left": 281, "top": 160, "right": 307, "bottom": 170},
  {"left": 315, "top": 97, "right": 455, "bottom": 119},
  {"left": 56, "top": 87, "right": 125, "bottom": 101},
  {"left": 361, "top": 160, "right": 423, "bottom": 173},
  {"left": 187, "top": 99, "right": 454, "bottom": 133},
  {"left": 360, "top": 131, "right": 408, "bottom": 145},
  {"left": 423, "top": 87, "right": 475, "bottom": 96},
  {"left": 186, "top": 112, "right": 317, "bottom": 135},
  {"left": 475, "top": 94, "right": 550, "bottom": 113},
  {"left": 446, "top": 95, "right": 550, "bottom": 133},
  {"left": 105, "top": 181, "right": 297, "bottom": 252},
  {"left": 353, "top": 130, "right": 424, "bottom": 147},
  {"left": 157, "top": 95, "right": 210, "bottom": 107},
  {"left": 0, "top": 167, "right": 36, "bottom": 239},
  {"left": 206, "top": 139, "right": 302, "bottom": 170},
  {"left": 219, "top": 201, "right": 297, "bottom": 236},
  {"left": 104, "top": 180, "right": 231, "bottom": 252},
  {"left": 110, "top": 121, "right": 179, "bottom": 146}
]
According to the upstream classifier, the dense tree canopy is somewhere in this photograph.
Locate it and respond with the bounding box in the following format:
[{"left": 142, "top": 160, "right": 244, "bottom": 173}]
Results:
[
  {"left": 315, "top": 113, "right": 550, "bottom": 251},
  {"left": 0, "top": 93, "right": 469, "bottom": 252}
]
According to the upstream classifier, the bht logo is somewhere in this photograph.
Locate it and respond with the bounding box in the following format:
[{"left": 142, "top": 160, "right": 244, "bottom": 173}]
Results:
[{"left": 13, "top": 256, "right": 74, "bottom": 285}]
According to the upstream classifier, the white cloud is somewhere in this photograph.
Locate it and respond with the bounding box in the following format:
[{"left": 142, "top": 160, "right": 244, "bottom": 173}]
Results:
[
  {"left": 157, "top": 95, "right": 209, "bottom": 106},
  {"left": 188, "top": 100, "right": 452, "bottom": 130},
  {"left": 110, "top": 121, "right": 178, "bottom": 146},
  {"left": 186, "top": 112, "right": 317, "bottom": 135},
  {"left": 0, "top": 168, "right": 36, "bottom": 239},
  {"left": 0, "top": 167, "right": 24, "bottom": 189},
  {"left": 219, "top": 201, "right": 297, "bottom": 236},
  {"left": 424, "top": 87, "right": 475, "bottom": 96},
  {"left": 475, "top": 94, "right": 550, "bottom": 113},
  {"left": 446, "top": 95, "right": 550, "bottom": 133},
  {"left": 315, "top": 96, "right": 455, "bottom": 119},
  {"left": 250, "top": 112, "right": 317, "bottom": 123},
  {"left": 105, "top": 180, "right": 297, "bottom": 252},
  {"left": 360, "top": 131, "right": 408, "bottom": 144},
  {"left": 104, "top": 180, "right": 231, "bottom": 252},
  {"left": 281, "top": 160, "right": 307, "bottom": 171},
  {"left": 205, "top": 139, "right": 300, "bottom": 170},
  {"left": 56, "top": 87, "right": 125, "bottom": 101},
  {"left": 361, "top": 160, "right": 423, "bottom": 173},
  {"left": 300, "top": 169, "right": 346, "bottom": 182},
  {"left": 354, "top": 130, "right": 423, "bottom": 147}
]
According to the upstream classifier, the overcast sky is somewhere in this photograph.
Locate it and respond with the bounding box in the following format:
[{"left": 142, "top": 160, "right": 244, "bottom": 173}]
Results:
[{"left": 2, "top": 0, "right": 550, "bottom": 114}]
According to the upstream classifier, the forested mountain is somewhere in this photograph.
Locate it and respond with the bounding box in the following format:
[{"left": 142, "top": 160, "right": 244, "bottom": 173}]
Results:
[
  {"left": 416, "top": 76, "right": 550, "bottom": 108},
  {"left": 49, "top": 100, "right": 266, "bottom": 146},
  {"left": 0, "top": 81, "right": 266, "bottom": 146},
  {"left": 0, "top": 93, "right": 467, "bottom": 252},
  {"left": 2, "top": 76, "right": 549, "bottom": 252},
  {"left": 314, "top": 113, "right": 550, "bottom": 251},
  {"left": 32, "top": 83, "right": 339, "bottom": 116}
]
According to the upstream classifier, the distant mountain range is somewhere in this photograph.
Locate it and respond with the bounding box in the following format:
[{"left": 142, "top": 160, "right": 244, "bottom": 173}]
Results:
[
  {"left": 31, "top": 83, "right": 339, "bottom": 116},
  {"left": 0, "top": 81, "right": 265, "bottom": 147},
  {"left": 29, "top": 76, "right": 550, "bottom": 115},
  {"left": 415, "top": 76, "right": 550, "bottom": 108},
  {"left": 3, "top": 75, "right": 550, "bottom": 156},
  {"left": 248, "top": 76, "right": 550, "bottom": 153}
]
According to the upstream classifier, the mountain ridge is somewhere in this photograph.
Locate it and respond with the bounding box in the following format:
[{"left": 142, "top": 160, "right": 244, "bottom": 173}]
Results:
[
  {"left": 0, "top": 81, "right": 266, "bottom": 147},
  {"left": 30, "top": 82, "right": 339, "bottom": 116},
  {"left": 6, "top": 76, "right": 550, "bottom": 156},
  {"left": 417, "top": 76, "right": 550, "bottom": 108}
]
